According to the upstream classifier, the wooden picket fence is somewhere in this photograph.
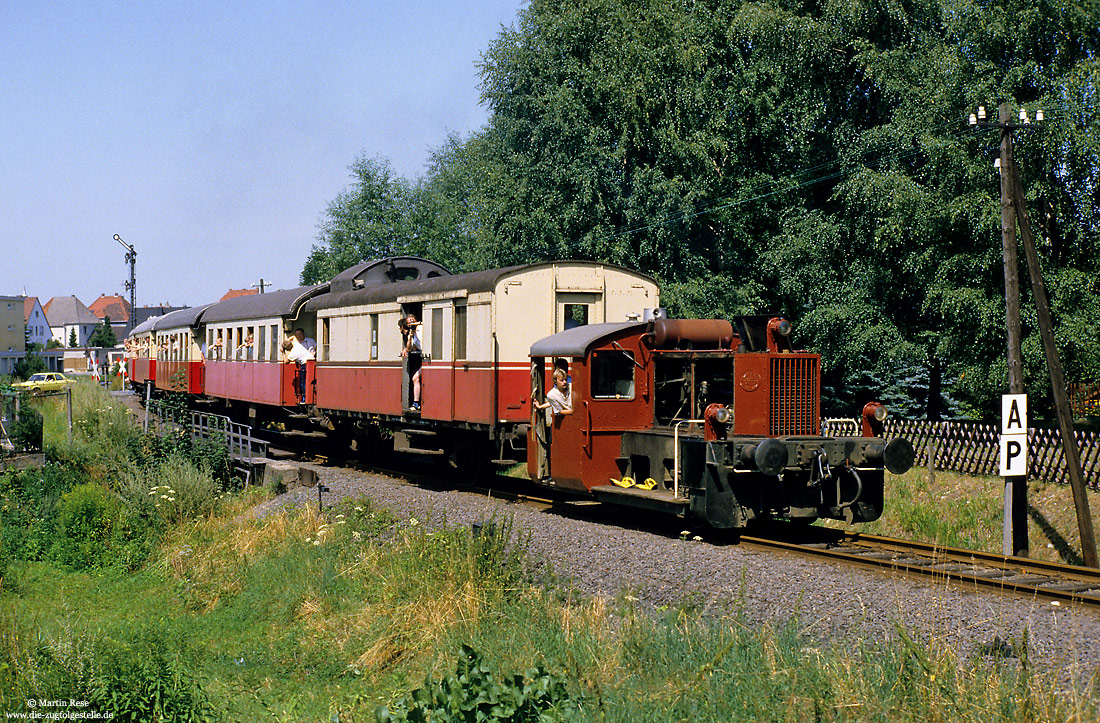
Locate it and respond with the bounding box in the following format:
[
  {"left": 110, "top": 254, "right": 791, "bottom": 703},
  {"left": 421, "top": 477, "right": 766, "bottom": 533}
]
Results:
[{"left": 821, "top": 417, "right": 1100, "bottom": 490}]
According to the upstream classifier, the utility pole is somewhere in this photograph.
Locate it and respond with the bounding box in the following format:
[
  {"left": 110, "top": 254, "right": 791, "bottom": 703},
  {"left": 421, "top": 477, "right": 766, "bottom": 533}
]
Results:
[
  {"left": 973, "top": 104, "right": 1028, "bottom": 557},
  {"left": 971, "top": 103, "right": 1098, "bottom": 566},
  {"left": 114, "top": 234, "right": 137, "bottom": 332},
  {"left": 252, "top": 279, "right": 269, "bottom": 294}
]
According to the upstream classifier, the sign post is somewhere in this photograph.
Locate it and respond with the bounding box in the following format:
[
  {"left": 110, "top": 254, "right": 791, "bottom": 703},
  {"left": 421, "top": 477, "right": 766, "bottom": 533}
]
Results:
[{"left": 1000, "top": 394, "right": 1028, "bottom": 556}]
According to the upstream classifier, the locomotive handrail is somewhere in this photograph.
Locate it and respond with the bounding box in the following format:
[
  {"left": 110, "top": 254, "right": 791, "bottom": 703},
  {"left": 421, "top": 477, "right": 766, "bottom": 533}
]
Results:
[
  {"left": 582, "top": 401, "right": 591, "bottom": 456},
  {"left": 672, "top": 419, "right": 704, "bottom": 498}
]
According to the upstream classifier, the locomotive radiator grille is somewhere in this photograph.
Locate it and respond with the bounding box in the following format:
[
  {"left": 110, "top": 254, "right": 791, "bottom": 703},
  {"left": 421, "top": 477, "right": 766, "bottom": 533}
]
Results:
[{"left": 770, "top": 356, "right": 819, "bottom": 436}]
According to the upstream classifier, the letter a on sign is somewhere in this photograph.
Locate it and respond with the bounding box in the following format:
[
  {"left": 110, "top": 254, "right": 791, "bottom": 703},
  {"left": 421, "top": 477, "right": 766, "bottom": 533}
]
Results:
[
  {"left": 1002, "top": 394, "right": 1027, "bottom": 435},
  {"left": 1000, "top": 394, "right": 1028, "bottom": 476}
]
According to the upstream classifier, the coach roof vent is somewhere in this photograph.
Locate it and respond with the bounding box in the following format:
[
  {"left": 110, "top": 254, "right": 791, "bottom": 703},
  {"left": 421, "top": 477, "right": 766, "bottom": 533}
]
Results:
[{"left": 329, "top": 257, "right": 452, "bottom": 293}]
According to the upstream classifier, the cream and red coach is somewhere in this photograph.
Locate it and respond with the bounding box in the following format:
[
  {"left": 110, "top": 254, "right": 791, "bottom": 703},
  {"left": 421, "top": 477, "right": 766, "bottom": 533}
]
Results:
[
  {"left": 151, "top": 305, "right": 216, "bottom": 395},
  {"left": 125, "top": 316, "right": 157, "bottom": 394},
  {"left": 529, "top": 316, "right": 915, "bottom": 528},
  {"left": 201, "top": 286, "right": 327, "bottom": 409},
  {"left": 305, "top": 260, "right": 659, "bottom": 460}
]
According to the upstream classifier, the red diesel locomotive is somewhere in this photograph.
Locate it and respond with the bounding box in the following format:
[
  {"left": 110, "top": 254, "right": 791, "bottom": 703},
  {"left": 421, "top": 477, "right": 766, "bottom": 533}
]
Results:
[{"left": 529, "top": 315, "right": 914, "bottom": 528}]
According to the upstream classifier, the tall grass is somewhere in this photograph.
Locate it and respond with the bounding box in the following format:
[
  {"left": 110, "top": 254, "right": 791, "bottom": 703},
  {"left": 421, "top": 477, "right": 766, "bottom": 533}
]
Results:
[{"left": 3, "top": 382, "right": 1097, "bottom": 720}]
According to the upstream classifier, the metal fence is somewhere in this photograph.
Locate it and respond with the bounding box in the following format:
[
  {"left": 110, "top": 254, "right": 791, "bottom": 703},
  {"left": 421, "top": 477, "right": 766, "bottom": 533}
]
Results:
[
  {"left": 822, "top": 417, "right": 1100, "bottom": 489},
  {"left": 148, "top": 401, "right": 269, "bottom": 480}
]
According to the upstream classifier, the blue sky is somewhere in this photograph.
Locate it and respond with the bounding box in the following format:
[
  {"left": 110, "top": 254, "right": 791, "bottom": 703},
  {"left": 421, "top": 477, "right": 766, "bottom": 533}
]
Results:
[{"left": 2, "top": 0, "right": 523, "bottom": 309}]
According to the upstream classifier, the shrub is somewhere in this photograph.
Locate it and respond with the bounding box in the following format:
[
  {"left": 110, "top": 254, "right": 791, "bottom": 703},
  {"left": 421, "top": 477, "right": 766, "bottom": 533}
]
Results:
[
  {"left": 0, "top": 616, "right": 217, "bottom": 723},
  {"left": 85, "top": 626, "right": 219, "bottom": 723},
  {"left": 51, "top": 483, "right": 121, "bottom": 570},
  {"left": 377, "top": 645, "right": 581, "bottom": 722},
  {"left": 10, "top": 405, "right": 43, "bottom": 452},
  {"left": 119, "top": 456, "right": 219, "bottom": 526}
]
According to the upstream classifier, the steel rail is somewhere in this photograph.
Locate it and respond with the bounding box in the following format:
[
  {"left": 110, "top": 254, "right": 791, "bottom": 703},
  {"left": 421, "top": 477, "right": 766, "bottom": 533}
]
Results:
[{"left": 738, "top": 531, "right": 1100, "bottom": 609}]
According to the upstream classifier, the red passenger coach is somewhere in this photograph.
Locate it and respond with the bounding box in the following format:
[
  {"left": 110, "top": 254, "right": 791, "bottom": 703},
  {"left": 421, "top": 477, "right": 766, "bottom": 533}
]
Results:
[
  {"left": 201, "top": 286, "right": 329, "bottom": 409},
  {"left": 529, "top": 316, "right": 915, "bottom": 529},
  {"left": 125, "top": 317, "right": 157, "bottom": 394},
  {"left": 152, "top": 305, "right": 215, "bottom": 395}
]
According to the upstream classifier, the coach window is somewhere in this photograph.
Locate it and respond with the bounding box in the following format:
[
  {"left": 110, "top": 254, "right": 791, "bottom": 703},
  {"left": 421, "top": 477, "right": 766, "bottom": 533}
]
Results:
[
  {"left": 431, "top": 307, "right": 444, "bottom": 359},
  {"left": 454, "top": 304, "right": 467, "bottom": 361},
  {"left": 369, "top": 314, "right": 378, "bottom": 360},
  {"left": 591, "top": 349, "right": 635, "bottom": 400},
  {"left": 321, "top": 318, "right": 330, "bottom": 361},
  {"left": 257, "top": 326, "right": 266, "bottom": 361},
  {"left": 270, "top": 325, "right": 279, "bottom": 361},
  {"left": 564, "top": 304, "right": 589, "bottom": 330}
]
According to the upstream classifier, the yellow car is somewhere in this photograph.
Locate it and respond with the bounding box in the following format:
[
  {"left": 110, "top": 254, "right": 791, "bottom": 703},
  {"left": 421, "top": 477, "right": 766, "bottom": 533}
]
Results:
[{"left": 11, "top": 372, "right": 76, "bottom": 394}]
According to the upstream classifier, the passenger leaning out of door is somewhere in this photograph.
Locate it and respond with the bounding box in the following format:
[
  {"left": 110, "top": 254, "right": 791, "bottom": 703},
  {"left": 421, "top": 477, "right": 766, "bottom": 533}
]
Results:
[
  {"left": 535, "top": 368, "right": 572, "bottom": 421},
  {"left": 400, "top": 314, "right": 423, "bottom": 412},
  {"left": 281, "top": 336, "right": 314, "bottom": 403}
]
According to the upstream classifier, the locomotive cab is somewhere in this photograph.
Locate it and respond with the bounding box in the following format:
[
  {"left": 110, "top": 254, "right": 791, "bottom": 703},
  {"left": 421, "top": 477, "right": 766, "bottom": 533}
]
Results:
[{"left": 529, "top": 316, "right": 915, "bottom": 529}]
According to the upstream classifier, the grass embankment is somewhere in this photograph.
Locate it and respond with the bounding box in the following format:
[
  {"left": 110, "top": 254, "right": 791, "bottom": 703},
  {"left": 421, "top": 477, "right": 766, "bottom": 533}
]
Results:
[{"left": 1, "top": 382, "right": 1097, "bottom": 720}]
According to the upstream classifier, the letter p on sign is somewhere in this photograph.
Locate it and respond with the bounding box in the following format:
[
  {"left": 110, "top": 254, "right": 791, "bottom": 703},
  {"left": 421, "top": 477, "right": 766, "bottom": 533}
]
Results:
[{"left": 999, "top": 394, "right": 1028, "bottom": 476}]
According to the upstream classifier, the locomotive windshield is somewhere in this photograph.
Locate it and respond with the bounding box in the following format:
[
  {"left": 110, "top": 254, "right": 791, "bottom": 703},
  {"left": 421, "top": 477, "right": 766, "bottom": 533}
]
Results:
[{"left": 591, "top": 349, "right": 635, "bottom": 399}]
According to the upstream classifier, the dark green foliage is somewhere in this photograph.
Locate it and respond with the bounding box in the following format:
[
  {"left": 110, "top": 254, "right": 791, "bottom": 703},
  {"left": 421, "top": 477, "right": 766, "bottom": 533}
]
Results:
[
  {"left": 0, "top": 622, "right": 218, "bottom": 722},
  {"left": 84, "top": 626, "right": 219, "bottom": 722},
  {"left": 88, "top": 317, "right": 118, "bottom": 348},
  {"left": 304, "top": 0, "right": 1100, "bottom": 419},
  {"left": 377, "top": 645, "right": 581, "bottom": 723},
  {"left": 51, "top": 483, "right": 121, "bottom": 570},
  {"left": 10, "top": 404, "right": 43, "bottom": 452},
  {"left": 0, "top": 463, "right": 90, "bottom": 570},
  {"left": 13, "top": 354, "right": 47, "bottom": 379}
]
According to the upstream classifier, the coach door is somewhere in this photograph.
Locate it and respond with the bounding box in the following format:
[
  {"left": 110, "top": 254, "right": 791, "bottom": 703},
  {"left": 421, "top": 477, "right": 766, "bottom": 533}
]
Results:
[{"left": 531, "top": 360, "right": 549, "bottom": 478}]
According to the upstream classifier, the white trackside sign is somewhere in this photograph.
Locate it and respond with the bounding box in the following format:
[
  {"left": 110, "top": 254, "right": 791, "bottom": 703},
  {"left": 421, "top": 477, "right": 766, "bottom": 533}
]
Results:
[{"left": 999, "top": 394, "right": 1028, "bottom": 476}]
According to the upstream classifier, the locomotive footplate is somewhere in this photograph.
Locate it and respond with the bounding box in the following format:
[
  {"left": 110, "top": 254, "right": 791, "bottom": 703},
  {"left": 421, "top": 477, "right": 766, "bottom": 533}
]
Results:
[{"left": 590, "top": 484, "right": 690, "bottom": 517}]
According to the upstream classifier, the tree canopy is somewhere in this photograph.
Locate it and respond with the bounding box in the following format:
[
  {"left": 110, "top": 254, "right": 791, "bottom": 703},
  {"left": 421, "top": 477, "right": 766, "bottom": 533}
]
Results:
[
  {"left": 88, "top": 318, "right": 117, "bottom": 349},
  {"left": 303, "top": 0, "right": 1100, "bottom": 419}
]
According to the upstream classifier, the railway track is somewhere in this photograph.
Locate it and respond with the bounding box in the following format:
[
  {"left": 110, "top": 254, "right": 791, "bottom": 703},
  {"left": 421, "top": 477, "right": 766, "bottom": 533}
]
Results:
[
  {"left": 277, "top": 437, "right": 1100, "bottom": 611},
  {"left": 738, "top": 529, "right": 1100, "bottom": 610}
]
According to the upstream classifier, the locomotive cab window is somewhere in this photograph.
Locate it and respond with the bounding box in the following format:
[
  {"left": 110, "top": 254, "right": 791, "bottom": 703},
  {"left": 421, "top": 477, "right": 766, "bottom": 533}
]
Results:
[{"left": 591, "top": 349, "right": 635, "bottom": 399}]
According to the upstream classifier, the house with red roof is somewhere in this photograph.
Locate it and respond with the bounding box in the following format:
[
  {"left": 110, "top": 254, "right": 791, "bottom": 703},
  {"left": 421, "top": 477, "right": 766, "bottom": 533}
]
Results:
[{"left": 88, "top": 293, "right": 132, "bottom": 335}]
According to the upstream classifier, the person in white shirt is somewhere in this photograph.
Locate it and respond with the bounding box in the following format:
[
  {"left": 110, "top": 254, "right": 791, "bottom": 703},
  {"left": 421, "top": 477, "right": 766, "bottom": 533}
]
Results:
[
  {"left": 535, "top": 368, "right": 572, "bottom": 421},
  {"left": 281, "top": 337, "right": 314, "bottom": 402},
  {"left": 294, "top": 328, "right": 317, "bottom": 354}
]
